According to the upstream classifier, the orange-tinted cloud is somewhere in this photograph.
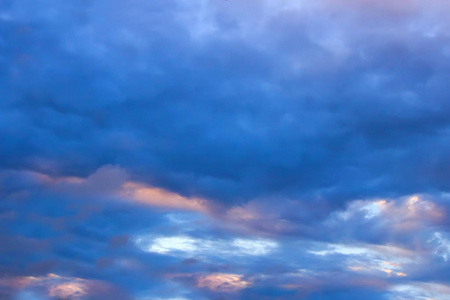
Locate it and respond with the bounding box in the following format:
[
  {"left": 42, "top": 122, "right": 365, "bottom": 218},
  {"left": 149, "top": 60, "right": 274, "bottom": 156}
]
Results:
[
  {"left": 1, "top": 273, "right": 88, "bottom": 299},
  {"left": 196, "top": 273, "right": 252, "bottom": 292},
  {"left": 0, "top": 273, "right": 128, "bottom": 299},
  {"left": 121, "top": 182, "right": 208, "bottom": 211},
  {"left": 13, "top": 165, "right": 211, "bottom": 212}
]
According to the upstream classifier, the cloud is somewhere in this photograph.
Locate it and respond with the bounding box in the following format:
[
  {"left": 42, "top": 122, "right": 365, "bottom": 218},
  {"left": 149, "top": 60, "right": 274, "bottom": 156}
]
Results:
[
  {"left": 309, "top": 243, "right": 414, "bottom": 278},
  {"left": 135, "top": 235, "right": 278, "bottom": 258},
  {"left": 0, "top": 165, "right": 210, "bottom": 212},
  {"left": 121, "top": 182, "right": 208, "bottom": 211},
  {"left": 390, "top": 282, "right": 450, "bottom": 300},
  {"left": 429, "top": 232, "right": 450, "bottom": 261},
  {"left": 2, "top": 0, "right": 450, "bottom": 206},
  {"left": 3, "top": 0, "right": 450, "bottom": 299},
  {"left": 1, "top": 273, "right": 103, "bottom": 300},
  {"left": 196, "top": 273, "right": 251, "bottom": 292}
]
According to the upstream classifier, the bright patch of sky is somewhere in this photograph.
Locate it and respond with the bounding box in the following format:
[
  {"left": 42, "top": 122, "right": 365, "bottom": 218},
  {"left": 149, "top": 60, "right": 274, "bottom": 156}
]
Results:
[{"left": 135, "top": 235, "right": 278, "bottom": 258}]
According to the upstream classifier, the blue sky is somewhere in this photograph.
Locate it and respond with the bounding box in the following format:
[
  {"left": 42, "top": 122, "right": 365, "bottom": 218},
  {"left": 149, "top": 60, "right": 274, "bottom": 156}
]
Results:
[{"left": 1, "top": 0, "right": 450, "bottom": 299}]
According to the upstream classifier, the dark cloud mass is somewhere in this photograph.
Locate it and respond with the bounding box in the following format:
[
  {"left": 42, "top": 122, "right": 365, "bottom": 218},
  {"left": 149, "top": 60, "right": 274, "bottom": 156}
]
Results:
[{"left": 1, "top": 0, "right": 450, "bottom": 299}]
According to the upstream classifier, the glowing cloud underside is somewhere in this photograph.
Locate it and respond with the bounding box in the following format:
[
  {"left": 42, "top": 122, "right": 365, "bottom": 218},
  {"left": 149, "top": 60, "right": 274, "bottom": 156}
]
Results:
[
  {"left": 121, "top": 182, "right": 208, "bottom": 211},
  {"left": 197, "top": 273, "right": 252, "bottom": 292}
]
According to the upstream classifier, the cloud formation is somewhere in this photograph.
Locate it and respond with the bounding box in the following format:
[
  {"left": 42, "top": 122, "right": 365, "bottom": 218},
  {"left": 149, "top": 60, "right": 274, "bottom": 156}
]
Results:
[
  {"left": 2, "top": 0, "right": 450, "bottom": 204},
  {"left": 2, "top": 0, "right": 450, "bottom": 299}
]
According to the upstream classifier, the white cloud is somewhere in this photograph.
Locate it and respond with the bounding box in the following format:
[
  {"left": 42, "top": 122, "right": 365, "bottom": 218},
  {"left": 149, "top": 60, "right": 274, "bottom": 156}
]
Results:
[
  {"left": 145, "top": 236, "right": 199, "bottom": 254},
  {"left": 135, "top": 235, "right": 278, "bottom": 258},
  {"left": 232, "top": 239, "right": 278, "bottom": 256},
  {"left": 390, "top": 282, "right": 450, "bottom": 300},
  {"left": 309, "top": 242, "right": 415, "bottom": 277},
  {"left": 309, "top": 244, "right": 369, "bottom": 256},
  {"left": 430, "top": 232, "right": 450, "bottom": 261}
]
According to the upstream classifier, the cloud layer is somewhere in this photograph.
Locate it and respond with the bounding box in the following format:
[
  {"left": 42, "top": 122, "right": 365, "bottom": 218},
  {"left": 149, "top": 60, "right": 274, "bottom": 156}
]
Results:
[{"left": 2, "top": 0, "right": 450, "bottom": 299}]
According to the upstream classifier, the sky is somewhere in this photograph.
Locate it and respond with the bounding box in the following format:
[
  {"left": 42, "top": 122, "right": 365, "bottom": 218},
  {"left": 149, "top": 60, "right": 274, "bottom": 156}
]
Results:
[{"left": 1, "top": 0, "right": 450, "bottom": 299}]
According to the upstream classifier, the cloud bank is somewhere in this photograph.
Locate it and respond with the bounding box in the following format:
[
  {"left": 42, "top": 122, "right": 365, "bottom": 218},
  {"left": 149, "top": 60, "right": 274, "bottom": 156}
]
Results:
[{"left": 2, "top": 0, "right": 450, "bottom": 299}]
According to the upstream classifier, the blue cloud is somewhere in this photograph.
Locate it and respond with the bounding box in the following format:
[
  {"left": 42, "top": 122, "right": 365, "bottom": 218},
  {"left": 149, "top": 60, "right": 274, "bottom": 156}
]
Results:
[{"left": 2, "top": 0, "right": 450, "bottom": 299}]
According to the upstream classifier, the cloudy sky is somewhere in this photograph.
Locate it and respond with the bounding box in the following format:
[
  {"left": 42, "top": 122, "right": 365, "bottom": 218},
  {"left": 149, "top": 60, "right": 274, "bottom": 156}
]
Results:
[{"left": 1, "top": 0, "right": 450, "bottom": 299}]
